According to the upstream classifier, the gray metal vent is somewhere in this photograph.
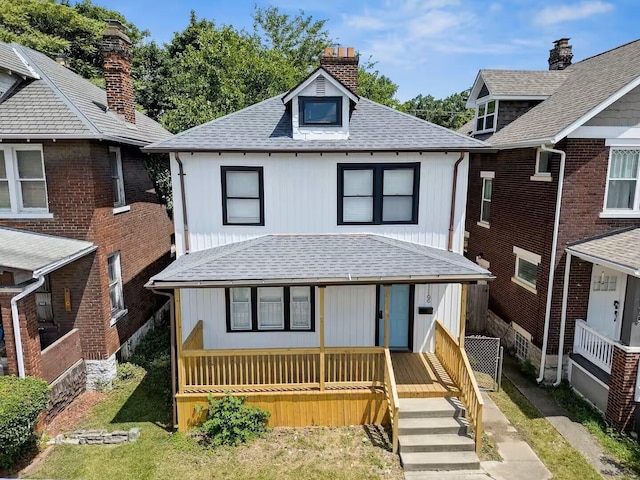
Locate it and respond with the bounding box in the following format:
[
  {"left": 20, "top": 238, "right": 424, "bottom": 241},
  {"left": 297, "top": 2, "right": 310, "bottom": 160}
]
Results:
[{"left": 316, "top": 76, "right": 326, "bottom": 95}]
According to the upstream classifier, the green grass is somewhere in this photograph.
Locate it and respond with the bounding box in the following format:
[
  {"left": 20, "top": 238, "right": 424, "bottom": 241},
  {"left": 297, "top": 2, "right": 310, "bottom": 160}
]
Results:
[
  {"left": 549, "top": 382, "right": 640, "bottom": 477},
  {"left": 489, "top": 379, "right": 603, "bottom": 480},
  {"left": 27, "top": 324, "right": 402, "bottom": 480}
]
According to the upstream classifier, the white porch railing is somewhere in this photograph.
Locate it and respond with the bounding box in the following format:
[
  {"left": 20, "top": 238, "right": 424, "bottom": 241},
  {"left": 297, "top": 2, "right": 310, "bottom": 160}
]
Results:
[{"left": 573, "top": 319, "right": 614, "bottom": 374}]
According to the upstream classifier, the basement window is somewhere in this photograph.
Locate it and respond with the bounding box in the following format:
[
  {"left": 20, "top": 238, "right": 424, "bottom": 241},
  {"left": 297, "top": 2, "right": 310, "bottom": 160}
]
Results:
[{"left": 514, "top": 331, "right": 529, "bottom": 361}]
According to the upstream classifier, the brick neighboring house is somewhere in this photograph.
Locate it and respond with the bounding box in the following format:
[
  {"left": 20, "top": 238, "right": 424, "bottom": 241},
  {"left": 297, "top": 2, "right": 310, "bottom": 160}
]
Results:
[
  {"left": 461, "top": 38, "right": 640, "bottom": 432},
  {"left": 0, "top": 20, "right": 173, "bottom": 418}
]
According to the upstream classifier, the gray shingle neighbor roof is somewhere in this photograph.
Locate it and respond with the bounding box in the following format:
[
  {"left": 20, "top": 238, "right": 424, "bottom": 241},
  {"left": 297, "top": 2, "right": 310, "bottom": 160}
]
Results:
[
  {"left": 144, "top": 96, "right": 489, "bottom": 153},
  {"left": 149, "top": 234, "right": 492, "bottom": 286},
  {"left": 0, "top": 43, "right": 37, "bottom": 78},
  {"left": 567, "top": 228, "right": 640, "bottom": 275},
  {"left": 486, "top": 39, "right": 640, "bottom": 147},
  {"left": 479, "top": 69, "right": 570, "bottom": 97},
  {"left": 0, "top": 42, "right": 171, "bottom": 145},
  {"left": 0, "top": 227, "right": 96, "bottom": 276}
]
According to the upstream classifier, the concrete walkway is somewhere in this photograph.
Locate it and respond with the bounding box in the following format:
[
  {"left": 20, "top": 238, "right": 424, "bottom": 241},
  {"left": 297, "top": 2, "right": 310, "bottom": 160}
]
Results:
[
  {"left": 503, "top": 358, "right": 626, "bottom": 479},
  {"left": 405, "top": 392, "right": 552, "bottom": 480}
]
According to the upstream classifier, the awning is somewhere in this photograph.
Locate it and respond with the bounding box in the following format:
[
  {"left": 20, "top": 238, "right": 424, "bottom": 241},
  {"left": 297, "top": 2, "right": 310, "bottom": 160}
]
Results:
[
  {"left": 567, "top": 227, "right": 640, "bottom": 277},
  {"left": 0, "top": 227, "right": 97, "bottom": 277},
  {"left": 148, "top": 234, "right": 493, "bottom": 288}
]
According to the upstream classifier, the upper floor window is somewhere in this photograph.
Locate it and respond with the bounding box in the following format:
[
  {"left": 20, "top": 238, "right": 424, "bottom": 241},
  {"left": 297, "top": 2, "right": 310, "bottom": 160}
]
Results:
[
  {"left": 535, "top": 149, "right": 552, "bottom": 177},
  {"left": 479, "top": 171, "right": 494, "bottom": 227},
  {"left": 108, "top": 147, "right": 126, "bottom": 208},
  {"left": 107, "top": 252, "right": 126, "bottom": 321},
  {"left": 338, "top": 163, "right": 420, "bottom": 225},
  {"left": 604, "top": 149, "right": 639, "bottom": 213},
  {"left": 221, "top": 166, "right": 264, "bottom": 226},
  {"left": 299, "top": 96, "right": 342, "bottom": 126},
  {"left": 0, "top": 146, "right": 49, "bottom": 215},
  {"left": 475, "top": 100, "right": 497, "bottom": 134}
]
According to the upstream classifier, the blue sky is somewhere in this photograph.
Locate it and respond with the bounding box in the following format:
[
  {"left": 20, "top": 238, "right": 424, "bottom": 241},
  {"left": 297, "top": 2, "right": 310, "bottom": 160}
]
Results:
[{"left": 95, "top": 0, "right": 637, "bottom": 101}]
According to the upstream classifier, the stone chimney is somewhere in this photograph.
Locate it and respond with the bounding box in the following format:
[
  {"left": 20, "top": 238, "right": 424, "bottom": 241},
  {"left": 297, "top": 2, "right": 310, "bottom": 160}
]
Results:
[
  {"left": 319, "top": 46, "right": 359, "bottom": 94},
  {"left": 102, "top": 19, "right": 135, "bottom": 124},
  {"left": 548, "top": 38, "right": 573, "bottom": 71}
]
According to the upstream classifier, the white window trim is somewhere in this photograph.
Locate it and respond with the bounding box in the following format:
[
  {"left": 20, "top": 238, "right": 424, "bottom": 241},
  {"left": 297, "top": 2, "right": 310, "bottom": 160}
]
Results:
[
  {"left": 257, "top": 287, "right": 285, "bottom": 331},
  {"left": 107, "top": 252, "right": 126, "bottom": 322},
  {"left": 112, "top": 205, "right": 131, "bottom": 215},
  {"left": 479, "top": 173, "right": 493, "bottom": 227},
  {"left": 532, "top": 148, "right": 552, "bottom": 180},
  {"left": 289, "top": 286, "right": 312, "bottom": 331},
  {"left": 109, "top": 146, "right": 126, "bottom": 209},
  {"left": 601, "top": 146, "right": 640, "bottom": 217},
  {"left": 0, "top": 144, "right": 50, "bottom": 217},
  {"left": 512, "top": 246, "right": 541, "bottom": 294},
  {"left": 473, "top": 99, "right": 498, "bottom": 134},
  {"left": 511, "top": 322, "right": 532, "bottom": 341},
  {"left": 230, "top": 288, "right": 252, "bottom": 331}
]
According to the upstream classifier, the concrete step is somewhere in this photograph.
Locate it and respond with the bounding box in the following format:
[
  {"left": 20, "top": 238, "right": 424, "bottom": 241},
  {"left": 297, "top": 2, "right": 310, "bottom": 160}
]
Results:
[
  {"left": 400, "top": 451, "right": 480, "bottom": 471},
  {"left": 398, "top": 433, "right": 475, "bottom": 453},
  {"left": 399, "top": 397, "right": 466, "bottom": 419},
  {"left": 397, "top": 417, "right": 468, "bottom": 436}
]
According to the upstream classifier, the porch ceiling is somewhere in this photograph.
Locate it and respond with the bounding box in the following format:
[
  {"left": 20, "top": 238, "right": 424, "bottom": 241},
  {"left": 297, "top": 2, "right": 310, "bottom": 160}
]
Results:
[
  {"left": 148, "top": 234, "right": 492, "bottom": 287},
  {"left": 0, "top": 227, "right": 96, "bottom": 277},
  {"left": 567, "top": 227, "right": 640, "bottom": 276}
]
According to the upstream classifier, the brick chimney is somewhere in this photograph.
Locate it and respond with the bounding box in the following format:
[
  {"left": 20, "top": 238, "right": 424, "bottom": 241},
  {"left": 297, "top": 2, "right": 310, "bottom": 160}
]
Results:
[
  {"left": 319, "top": 46, "right": 359, "bottom": 94},
  {"left": 548, "top": 38, "right": 573, "bottom": 71},
  {"left": 102, "top": 20, "right": 135, "bottom": 124}
]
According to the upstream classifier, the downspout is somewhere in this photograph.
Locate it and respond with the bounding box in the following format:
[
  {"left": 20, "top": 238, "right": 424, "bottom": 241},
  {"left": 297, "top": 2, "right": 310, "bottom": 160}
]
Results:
[
  {"left": 554, "top": 251, "right": 572, "bottom": 386},
  {"left": 151, "top": 289, "right": 177, "bottom": 427},
  {"left": 448, "top": 152, "right": 465, "bottom": 252},
  {"left": 175, "top": 153, "right": 190, "bottom": 254},
  {"left": 11, "top": 276, "right": 45, "bottom": 378},
  {"left": 537, "top": 144, "right": 567, "bottom": 384}
]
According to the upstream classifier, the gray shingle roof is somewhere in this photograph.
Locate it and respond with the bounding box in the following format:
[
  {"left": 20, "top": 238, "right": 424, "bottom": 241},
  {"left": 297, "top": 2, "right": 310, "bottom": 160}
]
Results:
[
  {"left": 0, "top": 43, "right": 36, "bottom": 78},
  {"left": 0, "top": 42, "right": 171, "bottom": 145},
  {"left": 149, "top": 234, "right": 492, "bottom": 286},
  {"left": 144, "top": 96, "right": 489, "bottom": 153},
  {"left": 480, "top": 69, "right": 569, "bottom": 97},
  {"left": 567, "top": 228, "right": 640, "bottom": 274},
  {"left": 0, "top": 227, "right": 96, "bottom": 275},
  {"left": 486, "top": 39, "right": 640, "bottom": 146}
]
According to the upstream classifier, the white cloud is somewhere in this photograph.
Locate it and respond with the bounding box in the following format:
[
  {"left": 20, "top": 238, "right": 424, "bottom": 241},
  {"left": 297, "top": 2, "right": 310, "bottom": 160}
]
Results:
[{"left": 534, "top": 1, "right": 613, "bottom": 25}]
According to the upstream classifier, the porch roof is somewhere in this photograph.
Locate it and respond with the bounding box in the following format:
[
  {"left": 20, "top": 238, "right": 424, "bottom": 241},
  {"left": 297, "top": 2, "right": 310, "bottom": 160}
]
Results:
[
  {"left": 567, "top": 227, "right": 640, "bottom": 276},
  {"left": 0, "top": 227, "right": 97, "bottom": 277},
  {"left": 148, "top": 234, "right": 492, "bottom": 287}
]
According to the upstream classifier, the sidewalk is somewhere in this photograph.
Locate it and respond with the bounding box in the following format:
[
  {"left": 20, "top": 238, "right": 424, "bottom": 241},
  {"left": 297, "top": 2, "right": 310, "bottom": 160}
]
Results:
[{"left": 503, "top": 356, "right": 626, "bottom": 479}]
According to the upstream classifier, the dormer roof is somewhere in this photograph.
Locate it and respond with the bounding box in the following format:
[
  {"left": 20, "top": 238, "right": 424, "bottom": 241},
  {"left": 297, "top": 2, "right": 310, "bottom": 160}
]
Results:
[{"left": 282, "top": 67, "right": 359, "bottom": 105}]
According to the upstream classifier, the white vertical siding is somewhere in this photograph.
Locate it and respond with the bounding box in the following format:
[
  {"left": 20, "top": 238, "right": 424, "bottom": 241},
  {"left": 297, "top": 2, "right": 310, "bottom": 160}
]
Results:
[
  {"left": 413, "top": 284, "right": 461, "bottom": 352},
  {"left": 324, "top": 286, "right": 376, "bottom": 347}
]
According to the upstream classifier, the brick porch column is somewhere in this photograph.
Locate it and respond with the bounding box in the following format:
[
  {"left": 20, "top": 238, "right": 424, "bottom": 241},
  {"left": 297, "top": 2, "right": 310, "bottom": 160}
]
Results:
[
  {"left": 606, "top": 346, "right": 640, "bottom": 431},
  {"left": 0, "top": 293, "right": 43, "bottom": 378}
]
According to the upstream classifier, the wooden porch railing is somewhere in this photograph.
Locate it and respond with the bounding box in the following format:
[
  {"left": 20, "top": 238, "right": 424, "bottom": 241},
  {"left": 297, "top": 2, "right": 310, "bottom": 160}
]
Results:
[
  {"left": 383, "top": 348, "right": 400, "bottom": 453},
  {"left": 182, "top": 320, "right": 203, "bottom": 350},
  {"left": 434, "top": 320, "right": 483, "bottom": 455}
]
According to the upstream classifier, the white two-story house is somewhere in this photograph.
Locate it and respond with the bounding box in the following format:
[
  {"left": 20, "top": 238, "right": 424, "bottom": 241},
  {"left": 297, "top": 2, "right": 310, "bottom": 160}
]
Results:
[{"left": 145, "top": 46, "right": 492, "bottom": 470}]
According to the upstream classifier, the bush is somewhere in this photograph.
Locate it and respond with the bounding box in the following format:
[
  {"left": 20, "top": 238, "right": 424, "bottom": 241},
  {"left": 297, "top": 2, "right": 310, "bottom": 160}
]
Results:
[
  {"left": 116, "top": 362, "right": 142, "bottom": 381},
  {"left": 200, "top": 394, "right": 270, "bottom": 447},
  {"left": 0, "top": 376, "right": 49, "bottom": 469}
]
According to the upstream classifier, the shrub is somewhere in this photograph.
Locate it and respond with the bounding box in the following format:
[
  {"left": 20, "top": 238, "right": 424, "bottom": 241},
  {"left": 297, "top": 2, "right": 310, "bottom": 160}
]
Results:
[
  {"left": 200, "top": 394, "right": 270, "bottom": 447},
  {"left": 116, "top": 362, "right": 142, "bottom": 381},
  {"left": 0, "top": 376, "right": 49, "bottom": 469}
]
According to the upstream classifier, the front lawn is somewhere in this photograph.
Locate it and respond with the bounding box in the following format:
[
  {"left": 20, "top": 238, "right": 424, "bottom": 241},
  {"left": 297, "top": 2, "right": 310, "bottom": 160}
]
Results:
[{"left": 27, "top": 325, "right": 402, "bottom": 480}]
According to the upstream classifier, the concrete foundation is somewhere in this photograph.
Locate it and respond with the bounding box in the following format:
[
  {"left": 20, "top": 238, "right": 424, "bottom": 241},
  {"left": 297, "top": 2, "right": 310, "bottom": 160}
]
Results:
[{"left": 85, "top": 353, "right": 117, "bottom": 390}]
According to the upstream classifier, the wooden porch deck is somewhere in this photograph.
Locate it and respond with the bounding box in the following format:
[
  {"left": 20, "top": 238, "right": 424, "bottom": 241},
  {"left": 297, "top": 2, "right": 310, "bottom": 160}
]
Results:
[{"left": 392, "top": 352, "right": 459, "bottom": 398}]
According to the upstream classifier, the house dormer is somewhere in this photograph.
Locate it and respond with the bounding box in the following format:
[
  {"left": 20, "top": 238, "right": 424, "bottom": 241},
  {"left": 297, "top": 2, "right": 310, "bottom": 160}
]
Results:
[{"left": 283, "top": 47, "right": 359, "bottom": 141}]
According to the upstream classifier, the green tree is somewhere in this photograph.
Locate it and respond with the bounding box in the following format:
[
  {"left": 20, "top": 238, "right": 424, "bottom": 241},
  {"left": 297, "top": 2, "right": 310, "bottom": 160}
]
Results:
[
  {"left": 358, "top": 58, "right": 400, "bottom": 108},
  {"left": 402, "top": 90, "right": 474, "bottom": 130}
]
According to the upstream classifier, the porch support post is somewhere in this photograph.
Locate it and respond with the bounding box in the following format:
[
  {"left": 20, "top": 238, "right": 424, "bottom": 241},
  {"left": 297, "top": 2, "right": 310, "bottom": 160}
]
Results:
[
  {"left": 554, "top": 252, "right": 572, "bottom": 386},
  {"left": 175, "top": 289, "right": 184, "bottom": 394},
  {"left": 459, "top": 283, "right": 468, "bottom": 348},
  {"left": 319, "top": 286, "right": 326, "bottom": 392},
  {"left": 384, "top": 285, "right": 390, "bottom": 349}
]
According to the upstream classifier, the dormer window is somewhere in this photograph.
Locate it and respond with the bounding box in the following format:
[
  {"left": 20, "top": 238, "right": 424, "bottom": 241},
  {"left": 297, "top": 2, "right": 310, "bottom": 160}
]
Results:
[
  {"left": 475, "top": 100, "right": 497, "bottom": 134},
  {"left": 299, "top": 97, "right": 342, "bottom": 126}
]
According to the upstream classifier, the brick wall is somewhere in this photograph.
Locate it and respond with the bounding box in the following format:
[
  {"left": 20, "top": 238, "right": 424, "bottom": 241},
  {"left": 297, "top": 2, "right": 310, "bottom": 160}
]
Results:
[
  {"left": 319, "top": 50, "right": 359, "bottom": 94},
  {"left": 606, "top": 347, "right": 640, "bottom": 430},
  {"left": 0, "top": 293, "right": 42, "bottom": 377}
]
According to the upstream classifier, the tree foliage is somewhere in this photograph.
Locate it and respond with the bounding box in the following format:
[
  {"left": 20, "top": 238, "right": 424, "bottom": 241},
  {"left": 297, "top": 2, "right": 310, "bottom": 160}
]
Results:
[{"left": 402, "top": 90, "right": 474, "bottom": 130}]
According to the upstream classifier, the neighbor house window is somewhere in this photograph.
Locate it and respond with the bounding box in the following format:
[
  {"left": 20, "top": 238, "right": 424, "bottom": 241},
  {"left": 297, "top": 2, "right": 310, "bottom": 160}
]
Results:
[
  {"left": 475, "top": 100, "right": 497, "bottom": 133},
  {"left": 604, "top": 148, "right": 640, "bottom": 213},
  {"left": 221, "top": 166, "right": 264, "bottom": 225},
  {"left": 226, "top": 287, "right": 315, "bottom": 332},
  {"left": 338, "top": 163, "right": 420, "bottom": 225},
  {"left": 109, "top": 146, "right": 126, "bottom": 208},
  {"left": 512, "top": 246, "right": 541, "bottom": 293},
  {"left": 107, "top": 252, "right": 125, "bottom": 318},
  {"left": 299, "top": 96, "right": 342, "bottom": 126},
  {"left": 534, "top": 149, "right": 553, "bottom": 178},
  {"left": 0, "top": 146, "right": 49, "bottom": 215},
  {"left": 479, "top": 171, "right": 494, "bottom": 226}
]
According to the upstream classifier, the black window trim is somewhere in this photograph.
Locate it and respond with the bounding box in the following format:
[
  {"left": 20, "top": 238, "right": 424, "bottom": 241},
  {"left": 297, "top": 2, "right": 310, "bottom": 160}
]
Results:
[
  {"left": 337, "top": 162, "right": 420, "bottom": 225},
  {"left": 225, "top": 286, "right": 316, "bottom": 333},
  {"left": 298, "top": 96, "right": 343, "bottom": 127},
  {"left": 220, "top": 166, "right": 265, "bottom": 226}
]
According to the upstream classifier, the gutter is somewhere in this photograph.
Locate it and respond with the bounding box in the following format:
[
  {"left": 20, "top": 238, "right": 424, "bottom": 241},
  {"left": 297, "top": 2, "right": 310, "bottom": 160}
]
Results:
[
  {"left": 448, "top": 152, "right": 465, "bottom": 252},
  {"left": 151, "top": 289, "right": 177, "bottom": 427},
  {"left": 11, "top": 276, "right": 45, "bottom": 377},
  {"left": 32, "top": 245, "right": 98, "bottom": 277},
  {"left": 537, "top": 144, "right": 567, "bottom": 384},
  {"left": 0, "top": 134, "right": 151, "bottom": 148},
  {"left": 142, "top": 147, "right": 497, "bottom": 154},
  {"left": 174, "top": 153, "right": 190, "bottom": 254}
]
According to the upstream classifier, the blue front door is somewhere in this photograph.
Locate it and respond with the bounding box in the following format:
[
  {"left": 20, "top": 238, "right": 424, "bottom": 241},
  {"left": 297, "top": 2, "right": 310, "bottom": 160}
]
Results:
[{"left": 378, "top": 285, "right": 411, "bottom": 350}]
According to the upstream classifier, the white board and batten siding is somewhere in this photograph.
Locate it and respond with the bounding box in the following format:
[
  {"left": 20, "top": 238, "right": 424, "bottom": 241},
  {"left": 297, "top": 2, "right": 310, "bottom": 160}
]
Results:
[{"left": 172, "top": 151, "right": 468, "bottom": 353}]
